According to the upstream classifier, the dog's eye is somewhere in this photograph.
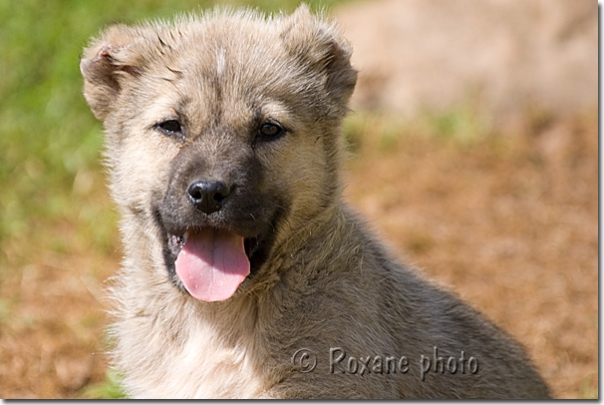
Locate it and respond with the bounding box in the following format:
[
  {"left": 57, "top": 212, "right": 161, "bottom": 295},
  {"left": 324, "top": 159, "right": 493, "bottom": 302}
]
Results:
[
  {"left": 257, "top": 122, "right": 284, "bottom": 141},
  {"left": 156, "top": 120, "right": 184, "bottom": 138}
]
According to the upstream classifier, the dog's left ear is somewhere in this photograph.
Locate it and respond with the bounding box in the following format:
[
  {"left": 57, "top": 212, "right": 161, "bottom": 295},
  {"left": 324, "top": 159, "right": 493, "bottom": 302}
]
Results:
[
  {"left": 80, "top": 25, "right": 147, "bottom": 120},
  {"left": 280, "top": 4, "right": 358, "bottom": 112}
]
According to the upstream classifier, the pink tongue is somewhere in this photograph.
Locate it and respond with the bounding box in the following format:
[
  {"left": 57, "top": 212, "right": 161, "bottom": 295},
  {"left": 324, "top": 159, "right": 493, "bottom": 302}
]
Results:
[{"left": 175, "top": 229, "right": 250, "bottom": 302}]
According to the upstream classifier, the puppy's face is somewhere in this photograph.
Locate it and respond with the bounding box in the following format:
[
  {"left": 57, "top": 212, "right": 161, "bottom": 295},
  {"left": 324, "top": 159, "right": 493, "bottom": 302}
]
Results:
[{"left": 81, "top": 6, "right": 357, "bottom": 302}]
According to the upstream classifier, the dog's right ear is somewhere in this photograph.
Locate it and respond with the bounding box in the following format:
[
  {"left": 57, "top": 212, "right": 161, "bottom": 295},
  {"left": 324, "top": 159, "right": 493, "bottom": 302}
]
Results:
[{"left": 80, "top": 25, "right": 145, "bottom": 120}]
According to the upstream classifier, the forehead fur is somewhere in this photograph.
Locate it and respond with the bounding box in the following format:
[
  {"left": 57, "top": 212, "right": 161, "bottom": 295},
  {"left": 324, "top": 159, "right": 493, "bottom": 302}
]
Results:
[{"left": 80, "top": 5, "right": 357, "bottom": 121}]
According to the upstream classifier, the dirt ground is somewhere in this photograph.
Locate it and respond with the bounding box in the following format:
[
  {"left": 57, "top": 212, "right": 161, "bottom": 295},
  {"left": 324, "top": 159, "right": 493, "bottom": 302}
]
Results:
[{"left": 0, "top": 0, "right": 598, "bottom": 399}]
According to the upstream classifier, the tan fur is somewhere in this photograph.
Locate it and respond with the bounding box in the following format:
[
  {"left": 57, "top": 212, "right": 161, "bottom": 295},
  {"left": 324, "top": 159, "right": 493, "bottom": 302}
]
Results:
[{"left": 80, "top": 5, "right": 550, "bottom": 399}]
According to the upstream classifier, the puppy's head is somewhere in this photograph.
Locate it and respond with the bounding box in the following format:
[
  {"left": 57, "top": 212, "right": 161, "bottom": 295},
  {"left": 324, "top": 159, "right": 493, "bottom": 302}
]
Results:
[{"left": 81, "top": 5, "right": 357, "bottom": 302}]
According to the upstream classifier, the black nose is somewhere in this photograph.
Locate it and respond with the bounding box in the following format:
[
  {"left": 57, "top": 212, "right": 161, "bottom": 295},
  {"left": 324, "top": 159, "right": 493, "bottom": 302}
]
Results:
[{"left": 186, "top": 180, "right": 231, "bottom": 214}]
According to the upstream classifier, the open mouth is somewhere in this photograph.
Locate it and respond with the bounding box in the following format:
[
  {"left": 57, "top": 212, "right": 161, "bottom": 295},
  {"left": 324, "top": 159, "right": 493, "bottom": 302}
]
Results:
[
  {"left": 167, "top": 232, "right": 260, "bottom": 262},
  {"left": 166, "top": 228, "right": 256, "bottom": 302},
  {"left": 155, "top": 198, "right": 283, "bottom": 303}
]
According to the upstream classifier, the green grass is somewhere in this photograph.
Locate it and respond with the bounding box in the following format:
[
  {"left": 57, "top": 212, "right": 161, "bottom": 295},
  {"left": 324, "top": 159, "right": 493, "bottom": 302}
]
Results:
[{"left": 79, "top": 369, "right": 126, "bottom": 399}]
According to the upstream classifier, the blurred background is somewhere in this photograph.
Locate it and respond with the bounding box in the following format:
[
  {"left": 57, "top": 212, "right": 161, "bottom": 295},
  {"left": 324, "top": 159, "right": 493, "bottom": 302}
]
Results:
[{"left": 0, "top": 0, "right": 597, "bottom": 398}]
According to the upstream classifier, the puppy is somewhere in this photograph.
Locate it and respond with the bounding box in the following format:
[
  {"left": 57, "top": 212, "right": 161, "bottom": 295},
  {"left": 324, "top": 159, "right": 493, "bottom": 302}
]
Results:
[{"left": 80, "top": 5, "right": 550, "bottom": 398}]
